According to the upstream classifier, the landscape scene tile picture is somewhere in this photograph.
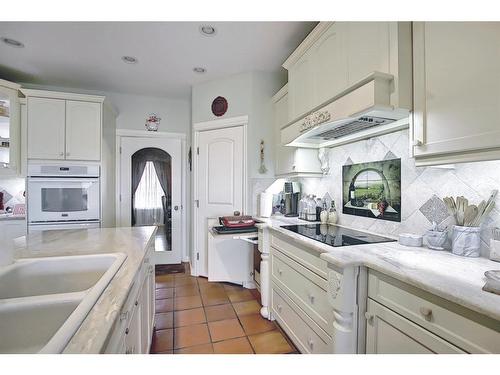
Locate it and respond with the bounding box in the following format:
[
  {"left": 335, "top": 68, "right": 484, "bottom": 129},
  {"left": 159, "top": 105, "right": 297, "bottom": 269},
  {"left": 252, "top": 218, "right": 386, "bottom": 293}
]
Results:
[{"left": 342, "top": 159, "right": 401, "bottom": 222}]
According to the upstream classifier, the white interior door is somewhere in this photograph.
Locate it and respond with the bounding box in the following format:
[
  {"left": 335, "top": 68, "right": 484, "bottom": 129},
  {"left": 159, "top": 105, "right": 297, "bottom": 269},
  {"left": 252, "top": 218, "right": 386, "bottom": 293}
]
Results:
[
  {"left": 120, "top": 136, "right": 182, "bottom": 265},
  {"left": 195, "top": 125, "right": 245, "bottom": 277}
]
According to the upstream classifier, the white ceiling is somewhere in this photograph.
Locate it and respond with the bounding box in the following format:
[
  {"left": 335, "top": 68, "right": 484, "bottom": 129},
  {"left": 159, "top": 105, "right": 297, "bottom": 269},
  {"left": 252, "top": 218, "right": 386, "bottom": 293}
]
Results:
[{"left": 0, "top": 22, "right": 316, "bottom": 98}]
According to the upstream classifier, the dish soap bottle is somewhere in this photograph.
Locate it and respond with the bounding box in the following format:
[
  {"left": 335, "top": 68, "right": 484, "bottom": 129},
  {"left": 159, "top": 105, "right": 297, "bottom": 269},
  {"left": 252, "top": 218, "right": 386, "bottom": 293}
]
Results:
[
  {"left": 327, "top": 200, "right": 338, "bottom": 225},
  {"left": 320, "top": 202, "right": 328, "bottom": 224}
]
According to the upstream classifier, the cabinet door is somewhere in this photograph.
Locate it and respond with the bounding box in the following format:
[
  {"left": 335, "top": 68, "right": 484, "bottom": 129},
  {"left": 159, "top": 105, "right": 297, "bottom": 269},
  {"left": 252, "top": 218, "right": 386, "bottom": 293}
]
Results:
[
  {"left": 27, "top": 97, "right": 65, "bottom": 160},
  {"left": 140, "top": 278, "right": 150, "bottom": 354},
  {"left": 0, "top": 84, "right": 20, "bottom": 174},
  {"left": 274, "top": 91, "right": 295, "bottom": 176},
  {"left": 413, "top": 22, "right": 500, "bottom": 162},
  {"left": 312, "top": 22, "right": 348, "bottom": 105},
  {"left": 346, "top": 22, "right": 391, "bottom": 85},
  {"left": 65, "top": 100, "right": 101, "bottom": 161},
  {"left": 365, "top": 299, "right": 465, "bottom": 354},
  {"left": 288, "top": 49, "right": 315, "bottom": 120}
]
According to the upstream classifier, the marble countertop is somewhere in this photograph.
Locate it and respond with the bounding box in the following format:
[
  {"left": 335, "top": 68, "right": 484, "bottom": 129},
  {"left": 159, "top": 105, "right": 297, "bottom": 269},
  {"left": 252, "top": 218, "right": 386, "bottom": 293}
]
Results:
[
  {"left": 258, "top": 216, "right": 500, "bottom": 321},
  {"left": 13, "top": 226, "right": 157, "bottom": 353}
]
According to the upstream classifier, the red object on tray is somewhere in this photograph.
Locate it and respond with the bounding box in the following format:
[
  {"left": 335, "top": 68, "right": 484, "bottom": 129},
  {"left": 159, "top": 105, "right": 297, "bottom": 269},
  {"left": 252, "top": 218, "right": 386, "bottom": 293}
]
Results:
[{"left": 220, "top": 215, "right": 255, "bottom": 228}]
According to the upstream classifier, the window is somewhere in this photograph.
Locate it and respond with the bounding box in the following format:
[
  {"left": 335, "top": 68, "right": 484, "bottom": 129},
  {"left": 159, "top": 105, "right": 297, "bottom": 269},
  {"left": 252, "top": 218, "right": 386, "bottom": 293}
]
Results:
[{"left": 134, "top": 161, "right": 163, "bottom": 210}]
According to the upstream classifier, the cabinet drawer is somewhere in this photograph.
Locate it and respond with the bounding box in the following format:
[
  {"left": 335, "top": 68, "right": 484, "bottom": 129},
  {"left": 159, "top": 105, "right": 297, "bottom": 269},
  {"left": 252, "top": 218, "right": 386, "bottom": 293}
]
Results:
[
  {"left": 270, "top": 232, "right": 327, "bottom": 278},
  {"left": 366, "top": 299, "right": 465, "bottom": 354},
  {"left": 272, "top": 286, "right": 331, "bottom": 354},
  {"left": 272, "top": 250, "right": 332, "bottom": 334},
  {"left": 368, "top": 270, "right": 500, "bottom": 353}
]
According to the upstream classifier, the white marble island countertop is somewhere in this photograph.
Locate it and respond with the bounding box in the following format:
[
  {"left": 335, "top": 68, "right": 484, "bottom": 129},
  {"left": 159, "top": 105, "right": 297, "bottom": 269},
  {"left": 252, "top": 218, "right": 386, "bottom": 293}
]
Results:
[
  {"left": 259, "top": 217, "right": 500, "bottom": 322},
  {"left": 13, "top": 226, "right": 157, "bottom": 353}
]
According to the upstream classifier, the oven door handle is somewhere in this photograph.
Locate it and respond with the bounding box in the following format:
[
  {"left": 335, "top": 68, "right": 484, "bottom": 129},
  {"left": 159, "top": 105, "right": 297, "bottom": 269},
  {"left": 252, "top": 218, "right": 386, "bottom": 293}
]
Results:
[
  {"left": 28, "top": 177, "right": 99, "bottom": 183},
  {"left": 237, "top": 236, "right": 259, "bottom": 245}
]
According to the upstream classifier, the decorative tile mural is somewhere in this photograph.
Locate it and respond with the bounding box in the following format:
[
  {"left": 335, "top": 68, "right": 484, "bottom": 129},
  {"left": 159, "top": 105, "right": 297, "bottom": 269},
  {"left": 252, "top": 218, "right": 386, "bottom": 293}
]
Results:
[
  {"left": 342, "top": 159, "right": 401, "bottom": 222},
  {"left": 297, "top": 129, "right": 500, "bottom": 258}
]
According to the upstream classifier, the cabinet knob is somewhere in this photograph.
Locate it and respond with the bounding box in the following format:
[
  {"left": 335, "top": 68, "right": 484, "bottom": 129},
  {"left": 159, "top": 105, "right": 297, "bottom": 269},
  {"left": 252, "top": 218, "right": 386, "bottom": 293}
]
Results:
[
  {"left": 125, "top": 328, "right": 129, "bottom": 335},
  {"left": 277, "top": 304, "right": 282, "bottom": 312},
  {"left": 308, "top": 293, "right": 315, "bottom": 304},
  {"left": 365, "top": 312, "right": 374, "bottom": 324},
  {"left": 413, "top": 139, "right": 423, "bottom": 147},
  {"left": 135, "top": 300, "right": 139, "bottom": 306},
  {"left": 419, "top": 307, "right": 433, "bottom": 321},
  {"left": 278, "top": 268, "right": 283, "bottom": 276}
]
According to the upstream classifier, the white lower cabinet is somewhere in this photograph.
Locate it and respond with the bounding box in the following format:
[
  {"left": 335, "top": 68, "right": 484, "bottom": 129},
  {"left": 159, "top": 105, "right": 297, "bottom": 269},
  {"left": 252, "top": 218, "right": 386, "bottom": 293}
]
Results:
[
  {"left": 365, "top": 299, "right": 464, "bottom": 354},
  {"left": 367, "top": 270, "right": 500, "bottom": 354},
  {"left": 105, "top": 245, "right": 155, "bottom": 354},
  {"left": 270, "top": 232, "right": 333, "bottom": 353}
]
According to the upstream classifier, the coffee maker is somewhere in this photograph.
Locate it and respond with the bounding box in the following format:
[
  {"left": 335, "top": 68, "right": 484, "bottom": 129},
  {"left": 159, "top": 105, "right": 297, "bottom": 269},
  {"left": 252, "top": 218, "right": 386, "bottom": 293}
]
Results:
[{"left": 283, "top": 182, "right": 301, "bottom": 217}]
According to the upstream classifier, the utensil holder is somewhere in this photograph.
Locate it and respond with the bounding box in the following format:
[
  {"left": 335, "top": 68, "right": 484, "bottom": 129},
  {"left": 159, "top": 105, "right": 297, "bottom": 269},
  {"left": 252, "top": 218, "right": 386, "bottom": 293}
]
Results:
[
  {"left": 490, "top": 239, "right": 500, "bottom": 262},
  {"left": 424, "top": 230, "right": 448, "bottom": 250},
  {"left": 452, "top": 225, "right": 481, "bottom": 257}
]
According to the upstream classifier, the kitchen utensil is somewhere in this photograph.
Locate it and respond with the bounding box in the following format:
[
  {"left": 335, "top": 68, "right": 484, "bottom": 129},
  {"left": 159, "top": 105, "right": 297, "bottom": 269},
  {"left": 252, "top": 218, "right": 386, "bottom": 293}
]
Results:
[
  {"left": 463, "top": 205, "right": 478, "bottom": 227},
  {"left": 452, "top": 225, "right": 481, "bottom": 257},
  {"left": 399, "top": 233, "right": 423, "bottom": 247}
]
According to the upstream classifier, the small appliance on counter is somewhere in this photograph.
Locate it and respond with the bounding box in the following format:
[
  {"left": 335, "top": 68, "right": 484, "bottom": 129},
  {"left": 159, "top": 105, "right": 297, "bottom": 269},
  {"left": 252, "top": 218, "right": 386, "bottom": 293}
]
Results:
[{"left": 283, "top": 181, "right": 300, "bottom": 217}]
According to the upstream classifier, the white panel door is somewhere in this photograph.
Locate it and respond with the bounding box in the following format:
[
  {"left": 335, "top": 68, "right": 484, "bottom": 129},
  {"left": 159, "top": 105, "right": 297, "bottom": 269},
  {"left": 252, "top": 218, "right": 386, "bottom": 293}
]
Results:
[
  {"left": 65, "top": 100, "right": 101, "bottom": 161},
  {"left": 195, "top": 125, "right": 244, "bottom": 277},
  {"left": 120, "top": 136, "right": 182, "bottom": 265},
  {"left": 27, "top": 97, "right": 65, "bottom": 160}
]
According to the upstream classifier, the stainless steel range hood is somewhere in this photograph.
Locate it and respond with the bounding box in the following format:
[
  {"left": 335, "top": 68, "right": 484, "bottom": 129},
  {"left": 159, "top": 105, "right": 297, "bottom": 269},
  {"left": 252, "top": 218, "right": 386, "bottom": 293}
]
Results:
[{"left": 281, "top": 72, "right": 410, "bottom": 149}]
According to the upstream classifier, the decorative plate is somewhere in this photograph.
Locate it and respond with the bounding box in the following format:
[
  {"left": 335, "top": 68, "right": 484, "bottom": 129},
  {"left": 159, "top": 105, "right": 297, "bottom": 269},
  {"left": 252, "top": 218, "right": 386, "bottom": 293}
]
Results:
[{"left": 211, "top": 96, "right": 228, "bottom": 117}]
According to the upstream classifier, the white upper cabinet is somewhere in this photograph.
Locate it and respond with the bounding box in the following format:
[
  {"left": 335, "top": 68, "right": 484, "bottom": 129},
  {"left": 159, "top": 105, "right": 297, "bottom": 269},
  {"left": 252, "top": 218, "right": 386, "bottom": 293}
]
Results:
[
  {"left": 23, "top": 90, "right": 104, "bottom": 162},
  {"left": 0, "top": 79, "right": 21, "bottom": 175},
  {"left": 66, "top": 100, "right": 101, "bottom": 161},
  {"left": 283, "top": 22, "right": 412, "bottom": 124},
  {"left": 412, "top": 22, "right": 500, "bottom": 165},
  {"left": 345, "top": 22, "right": 390, "bottom": 86},
  {"left": 312, "top": 22, "right": 348, "bottom": 105},
  {"left": 287, "top": 48, "right": 315, "bottom": 121},
  {"left": 273, "top": 85, "right": 322, "bottom": 177},
  {"left": 27, "top": 97, "right": 66, "bottom": 160}
]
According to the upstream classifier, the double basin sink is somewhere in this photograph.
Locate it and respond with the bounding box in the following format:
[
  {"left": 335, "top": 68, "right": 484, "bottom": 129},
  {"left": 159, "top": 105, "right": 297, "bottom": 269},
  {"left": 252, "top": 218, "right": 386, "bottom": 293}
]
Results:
[{"left": 0, "top": 252, "right": 126, "bottom": 353}]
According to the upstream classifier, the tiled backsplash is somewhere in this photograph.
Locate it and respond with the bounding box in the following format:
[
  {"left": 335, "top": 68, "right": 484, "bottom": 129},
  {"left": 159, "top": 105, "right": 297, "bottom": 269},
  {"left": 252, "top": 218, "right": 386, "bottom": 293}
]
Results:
[
  {"left": 297, "top": 129, "right": 500, "bottom": 258},
  {"left": 0, "top": 177, "right": 25, "bottom": 209}
]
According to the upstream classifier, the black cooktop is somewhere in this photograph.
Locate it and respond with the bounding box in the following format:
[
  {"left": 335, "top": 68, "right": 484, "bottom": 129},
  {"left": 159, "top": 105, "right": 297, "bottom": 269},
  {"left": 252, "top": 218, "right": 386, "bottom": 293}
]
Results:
[{"left": 280, "top": 224, "right": 396, "bottom": 247}]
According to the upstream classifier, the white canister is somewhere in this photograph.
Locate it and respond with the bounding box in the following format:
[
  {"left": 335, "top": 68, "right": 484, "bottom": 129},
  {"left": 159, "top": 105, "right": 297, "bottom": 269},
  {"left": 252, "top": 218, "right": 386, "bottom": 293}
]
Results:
[
  {"left": 452, "top": 225, "right": 481, "bottom": 257},
  {"left": 258, "top": 192, "right": 273, "bottom": 218}
]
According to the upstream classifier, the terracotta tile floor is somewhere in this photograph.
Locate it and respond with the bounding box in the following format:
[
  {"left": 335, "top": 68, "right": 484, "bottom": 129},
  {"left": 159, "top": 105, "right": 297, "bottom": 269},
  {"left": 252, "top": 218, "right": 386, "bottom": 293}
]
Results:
[{"left": 151, "top": 265, "right": 298, "bottom": 354}]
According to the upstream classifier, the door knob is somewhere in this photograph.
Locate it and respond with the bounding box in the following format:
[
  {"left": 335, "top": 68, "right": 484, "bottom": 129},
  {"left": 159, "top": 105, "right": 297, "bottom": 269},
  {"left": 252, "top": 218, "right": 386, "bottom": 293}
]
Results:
[{"left": 174, "top": 205, "right": 179, "bottom": 211}]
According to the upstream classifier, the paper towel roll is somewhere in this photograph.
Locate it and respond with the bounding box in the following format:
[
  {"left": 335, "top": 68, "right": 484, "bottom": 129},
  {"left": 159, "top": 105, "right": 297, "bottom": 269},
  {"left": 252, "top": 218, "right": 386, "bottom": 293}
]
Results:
[{"left": 259, "top": 192, "right": 273, "bottom": 218}]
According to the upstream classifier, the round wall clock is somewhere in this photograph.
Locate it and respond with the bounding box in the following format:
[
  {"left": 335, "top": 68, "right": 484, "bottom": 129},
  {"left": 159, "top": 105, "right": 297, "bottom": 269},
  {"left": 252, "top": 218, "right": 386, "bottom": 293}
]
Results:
[{"left": 211, "top": 96, "right": 228, "bottom": 117}]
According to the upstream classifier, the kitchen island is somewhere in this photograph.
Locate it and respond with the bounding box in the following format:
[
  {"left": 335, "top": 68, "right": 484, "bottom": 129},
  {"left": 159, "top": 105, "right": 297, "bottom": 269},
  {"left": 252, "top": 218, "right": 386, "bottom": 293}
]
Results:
[{"left": 12, "top": 226, "right": 157, "bottom": 354}]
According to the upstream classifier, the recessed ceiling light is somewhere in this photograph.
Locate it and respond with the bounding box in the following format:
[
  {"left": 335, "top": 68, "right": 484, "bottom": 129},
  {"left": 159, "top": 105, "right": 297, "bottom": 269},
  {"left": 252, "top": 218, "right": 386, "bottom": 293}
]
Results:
[
  {"left": 1, "top": 37, "right": 24, "bottom": 48},
  {"left": 121, "top": 56, "right": 138, "bottom": 64},
  {"left": 193, "top": 67, "right": 206, "bottom": 73},
  {"left": 199, "top": 25, "right": 217, "bottom": 36}
]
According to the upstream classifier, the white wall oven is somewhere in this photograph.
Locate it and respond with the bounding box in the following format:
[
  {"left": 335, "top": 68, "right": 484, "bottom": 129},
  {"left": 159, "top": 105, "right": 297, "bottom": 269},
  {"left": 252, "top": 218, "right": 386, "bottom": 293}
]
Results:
[{"left": 27, "top": 164, "right": 100, "bottom": 231}]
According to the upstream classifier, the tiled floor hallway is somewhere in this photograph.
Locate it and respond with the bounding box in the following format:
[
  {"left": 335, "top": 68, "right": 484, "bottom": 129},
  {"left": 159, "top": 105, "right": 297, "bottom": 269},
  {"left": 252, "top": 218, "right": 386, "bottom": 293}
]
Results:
[{"left": 151, "top": 266, "right": 297, "bottom": 354}]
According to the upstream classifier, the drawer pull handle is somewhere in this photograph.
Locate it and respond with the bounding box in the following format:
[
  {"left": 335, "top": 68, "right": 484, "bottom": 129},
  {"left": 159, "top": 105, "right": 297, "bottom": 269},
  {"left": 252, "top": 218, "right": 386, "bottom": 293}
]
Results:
[
  {"left": 419, "top": 307, "right": 433, "bottom": 321},
  {"left": 308, "top": 339, "right": 314, "bottom": 350},
  {"left": 308, "top": 294, "right": 315, "bottom": 304},
  {"left": 278, "top": 269, "right": 283, "bottom": 276},
  {"left": 277, "top": 304, "right": 283, "bottom": 312},
  {"left": 365, "top": 312, "right": 374, "bottom": 324}
]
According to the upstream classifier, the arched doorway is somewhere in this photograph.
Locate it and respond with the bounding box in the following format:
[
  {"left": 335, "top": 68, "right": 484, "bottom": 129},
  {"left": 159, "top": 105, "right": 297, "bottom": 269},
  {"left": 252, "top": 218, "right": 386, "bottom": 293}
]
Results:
[
  {"left": 119, "top": 135, "right": 183, "bottom": 265},
  {"left": 131, "top": 147, "right": 172, "bottom": 249}
]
